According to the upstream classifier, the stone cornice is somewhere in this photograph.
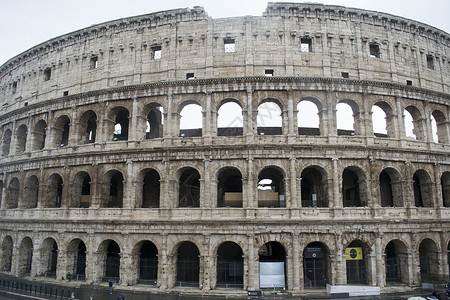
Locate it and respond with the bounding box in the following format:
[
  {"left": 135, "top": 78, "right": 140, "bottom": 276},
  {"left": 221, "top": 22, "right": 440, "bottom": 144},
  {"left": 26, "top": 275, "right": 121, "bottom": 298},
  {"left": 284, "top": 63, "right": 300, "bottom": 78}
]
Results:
[{"left": 0, "top": 76, "right": 448, "bottom": 123}]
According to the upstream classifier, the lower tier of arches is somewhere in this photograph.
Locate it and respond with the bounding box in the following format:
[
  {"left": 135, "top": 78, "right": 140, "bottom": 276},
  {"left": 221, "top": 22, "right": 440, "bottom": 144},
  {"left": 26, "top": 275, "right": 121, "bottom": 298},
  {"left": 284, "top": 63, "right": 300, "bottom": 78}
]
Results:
[{"left": 1, "top": 222, "right": 449, "bottom": 293}]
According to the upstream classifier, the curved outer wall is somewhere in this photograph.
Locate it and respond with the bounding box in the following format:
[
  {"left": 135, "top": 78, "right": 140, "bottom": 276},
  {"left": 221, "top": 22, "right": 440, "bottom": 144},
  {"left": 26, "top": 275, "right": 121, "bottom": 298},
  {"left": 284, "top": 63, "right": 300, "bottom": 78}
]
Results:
[{"left": 0, "top": 2, "right": 449, "bottom": 295}]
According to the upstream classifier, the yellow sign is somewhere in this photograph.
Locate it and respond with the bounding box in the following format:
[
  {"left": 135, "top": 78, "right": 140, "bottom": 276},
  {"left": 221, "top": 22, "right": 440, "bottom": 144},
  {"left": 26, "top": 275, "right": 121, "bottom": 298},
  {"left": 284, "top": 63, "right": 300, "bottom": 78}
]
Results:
[{"left": 345, "top": 247, "right": 363, "bottom": 260}]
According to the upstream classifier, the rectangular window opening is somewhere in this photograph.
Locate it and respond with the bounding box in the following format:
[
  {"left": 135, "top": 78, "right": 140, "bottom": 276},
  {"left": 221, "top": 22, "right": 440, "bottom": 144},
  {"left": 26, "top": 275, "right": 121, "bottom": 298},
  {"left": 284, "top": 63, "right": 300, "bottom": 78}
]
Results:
[
  {"left": 186, "top": 73, "right": 195, "bottom": 80},
  {"left": 300, "top": 38, "right": 312, "bottom": 52},
  {"left": 224, "top": 38, "right": 236, "bottom": 53},
  {"left": 117, "top": 80, "right": 124, "bottom": 86},
  {"left": 265, "top": 69, "right": 274, "bottom": 77},
  {"left": 369, "top": 43, "right": 380, "bottom": 58},
  {"left": 152, "top": 46, "right": 162, "bottom": 60},
  {"left": 90, "top": 56, "right": 98, "bottom": 69},
  {"left": 406, "top": 80, "right": 413, "bottom": 86},
  {"left": 44, "top": 68, "right": 52, "bottom": 81},
  {"left": 427, "top": 55, "right": 435, "bottom": 70},
  {"left": 12, "top": 82, "right": 17, "bottom": 94},
  {"left": 341, "top": 72, "right": 349, "bottom": 78},
  {"left": 63, "top": 91, "right": 69, "bottom": 96}
]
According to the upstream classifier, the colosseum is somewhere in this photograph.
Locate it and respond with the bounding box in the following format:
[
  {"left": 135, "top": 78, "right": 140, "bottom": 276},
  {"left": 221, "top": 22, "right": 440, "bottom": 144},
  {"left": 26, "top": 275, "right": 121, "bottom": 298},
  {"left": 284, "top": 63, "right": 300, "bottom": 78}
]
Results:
[{"left": 0, "top": 2, "right": 449, "bottom": 297}]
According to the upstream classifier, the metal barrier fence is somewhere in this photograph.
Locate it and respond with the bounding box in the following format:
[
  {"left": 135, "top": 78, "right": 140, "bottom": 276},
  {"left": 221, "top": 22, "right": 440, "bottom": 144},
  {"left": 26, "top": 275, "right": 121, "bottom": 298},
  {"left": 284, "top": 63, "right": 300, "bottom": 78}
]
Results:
[{"left": 0, "top": 275, "right": 74, "bottom": 299}]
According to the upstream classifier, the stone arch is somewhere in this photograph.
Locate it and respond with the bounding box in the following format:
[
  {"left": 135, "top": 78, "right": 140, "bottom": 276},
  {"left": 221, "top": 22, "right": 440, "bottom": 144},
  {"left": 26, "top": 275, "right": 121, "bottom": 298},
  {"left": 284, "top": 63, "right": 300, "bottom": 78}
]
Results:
[
  {"left": 303, "top": 241, "right": 330, "bottom": 288},
  {"left": 39, "top": 237, "right": 58, "bottom": 278},
  {"left": 404, "top": 105, "right": 425, "bottom": 141},
  {"left": 301, "top": 165, "right": 329, "bottom": 207},
  {"left": 258, "top": 241, "right": 287, "bottom": 289},
  {"left": 442, "top": 171, "right": 450, "bottom": 207},
  {"left": 53, "top": 115, "right": 70, "bottom": 147},
  {"left": 418, "top": 238, "right": 439, "bottom": 282},
  {"left": 179, "top": 101, "right": 203, "bottom": 137},
  {"left": 257, "top": 166, "right": 286, "bottom": 208},
  {"left": 337, "top": 99, "right": 360, "bottom": 136},
  {"left": 431, "top": 109, "right": 448, "bottom": 144},
  {"left": 1, "top": 128, "right": 12, "bottom": 156},
  {"left": 257, "top": 98, "right": 283, "bottom": 136},
  {"left": 102, "top": 170, "right": 124, "bottom": 208},
  {"left": 217, "top": 166, "right": 243, "bottom": 207},
  {"left": 372, "top": 101, "right": 394, "bottom": 138},
  {"left": 134, "top": 240, "right": 159, "bottom": 285},
  {"left": 15, "top": 124, "right": 28, "bottom": 154},
  {"left": 32, "top": 119, "right": 47, "bottom": 151},
  {"left": 216, "top": 241, "right": 244, "bottom": 289},
  {"left": 175, "top": 241, "right": 200, "bottom": 287},
  {"left": 0, "top": 235, "right": 13, "bottom": 272},
  {"left": 384, "top": 239, "right": 409, "bottom": 285},
  {"left": 79, "top": 110, "right": 97, "bottom": 144},
  {"left": 344, "top": 239, "right": 370, "bottom": 285},
  {"left": 413, "top": 169, "right": 433, "bottom": 207},
  {"left": 379, "top": 167, "right": 403, "bottom": 207},
  {"left": 177, "top": 167, "right": 201, "bottom": 208},
  {"left": 44, "top": 173, "right": 63, "bottom": 208},
  {"left": 98, "top": 239, "right": 121, "bottom": 282},
  {"left": 342, "top": 166, "right": 368, "bottom": 207},
  {"left": 138, "top": 168, "right": 161, "bottom": 208},
  {"left": 144, "top": 102, "right": 164, "bottom": 139},
  {"left": 297, "top": 97, "right": 323, "bottom": 136},
  {"left": 217, "top": 99, "right": 244, "bottom": 136},
  {"left": 5, "top": 177, "right": 19, "bottom": 209},
  {"left": 72, "top": 171, "right": 91, "bottom": 208},
  {"left": 109, "top": 106, "right": 130, "bottom": 141},
  {"left": 18, "top": 236, "right": 33, "bottom": 277},
  {"left": 67, "top": 238, "right": 87, "bottom": 281},
  {"left": 22, "top": 175, "right": 39, "bottom": 209}
]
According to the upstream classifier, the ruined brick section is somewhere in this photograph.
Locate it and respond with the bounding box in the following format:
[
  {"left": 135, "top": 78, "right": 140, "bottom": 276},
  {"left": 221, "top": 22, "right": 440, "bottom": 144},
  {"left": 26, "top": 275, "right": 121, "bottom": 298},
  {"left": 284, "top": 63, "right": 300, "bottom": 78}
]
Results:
[{"left": 0, "top": 3, "right": 449, "bottom": 297}]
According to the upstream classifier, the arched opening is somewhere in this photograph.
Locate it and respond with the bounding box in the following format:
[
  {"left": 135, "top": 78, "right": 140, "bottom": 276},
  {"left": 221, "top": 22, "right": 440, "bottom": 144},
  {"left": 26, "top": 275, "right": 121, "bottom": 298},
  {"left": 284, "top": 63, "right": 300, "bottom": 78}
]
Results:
[
  {"left": 110, "top": 107, "right": 129, "bottom": 141},
  {"left": 1, "top": 129, "right": 12, "bottom": 156},
  {"left": 178, "top": 168, "right": 201, "bottom": 208},
  {"left": 16, "top": 124, "right": 28, "bottom": 154},
  {"left": 442, "top": 172, "right": 450, "bottom": 207},
  {"left": 23, "top": 175, "right": 39, "bottom": 209},
  {"left": 404, "top": 106, "right": 425, "bottom": 141},
  {"left": 431, "top": 115, "right": 439, "bottom": 143},
  {"left": 379, "top": 168, "right": 403, "bottom": 207},
  {"left": 53, "top": 115, "right": 70, "bottom": 147},
  {"left": 138, "top": 241, "right": 158, "bottom": 285},
  {"left": 217, "top": 167, "right": 243, "bottom": 207},
  {"left": 342, "top": 167, "right": 367, "bottom": 207},
  {"left": 18, "top": 237, "right": 33, "bottom": 277},
  {"left": 32, "top": 120, "right": 47, "bottom": 151},
  {"left": 67, "top": 239, "right": 87, "bottom": 281},
  {"left": 179, "top": 103, "right": 202, "bottom": 137},
  {"left": 5, "top": 177, "right": 19, "bottom": 209},
  {"left": 419, "top": 239, "right": 439, "bottom": 282},
  {"left": 303, "top": 242, "right": 329, "bottom": 288},
  {"left": 346, "top": 240, "right": 368, "bottom": 285},
  {"left": 45, "top": 174, "right": 63, "bottom": 208},
  {"left": 258, "top": 167, "right": 285, "bottom": 208},
  {"left": 257, "top": 101, "right": 282, "bottom": 135},
  {"left": 217, "top": 101, "right": 243, "bottom": 136},
  {"left": 105, "top": 171, "right": 124, "bottom": 208},
  {"left": 79, "top": 110, "right": 97, "bottom": 144},
  {"left": 176, "top": 241, "right": 200, "bottom": 287},
  {"left": 141, "top": 169, "right": 160, "bottom": 208},
  {"left": 431, "top": 110, "right": 449, "bottom": 144},
  {"left": 41, "top": 238, "right": 58, "bottom": 278},
  {"left": 259, "top": 241, "right": 286, "bottom": 289},
  {"left": 72, "top": 172, "right": 91, "bottom": 208},
  {"left": 216, "top": 242, "right": 244, "bottom": 289},
  {"left": 413, "top": 170, "right": 433, "bottom": 207},
  {"left": 297, "top": 100, "right": 320, "bottom": 136},
  {"left": 145, "top": 104, "right": 164, "bottom": 139},
  {"left": 100, "top": 240, "right": 121, "bottom": 282},
  {"left": 0, "top": 236, "right": 13, "bottom": 273},
  {"left": 301, "top": 166, "right": 328, "bottom": 207},
  {"left": 371, "top": 104, "right": 388, "bottom": 137},
  {"left": 385, "top": 240, "right": 409, "bottom": 285},
  {"left": 336, "top": 102, "right": 355, "bottom": 136}
]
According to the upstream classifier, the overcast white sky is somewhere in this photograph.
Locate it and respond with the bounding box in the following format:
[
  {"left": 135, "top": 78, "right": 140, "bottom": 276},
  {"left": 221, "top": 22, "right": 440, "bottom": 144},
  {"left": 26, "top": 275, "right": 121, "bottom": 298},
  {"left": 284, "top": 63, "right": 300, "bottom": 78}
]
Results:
[{"left": 0, "top": 0, "right": 449, "bottom": 66}]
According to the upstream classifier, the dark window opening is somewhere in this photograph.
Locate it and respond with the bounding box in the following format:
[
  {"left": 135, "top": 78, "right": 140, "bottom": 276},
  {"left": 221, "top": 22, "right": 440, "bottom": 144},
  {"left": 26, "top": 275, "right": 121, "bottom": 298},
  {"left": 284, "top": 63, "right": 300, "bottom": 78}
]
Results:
[
  {"left": 217, "top": 168, "right": 243, "bottom": 208},
  {"left": 224, "top": 38, "right": 236, "bottom": 53},
  {"left": 258, "top": 168, "right": 285, "bottom": 208},
  {"left": 44, "top": 68, "right": 52, "bottom": 81},
  {"left": 427, "top": 55, "right": 435, "bottom": 70},
  {"left": 406, "top": 80, "right": 413, "bottom": 86},
  {"left": 90, "top": 56, "right": 98, "bottom": 69},
  {"left": 138, "top": 241, "right": 158, "bottom": 285},
  {"left": 103, "top": 241, "right": 120, "bottom": 281},
  {"left": 142, "top": 170, "right": 160, "bottom": 208},
  {"left": 341, "top": 72, "right": 349, "bottom": 78},
  {"left": 342, "top": 169, "right": 362, "bottom": 207},
  {"left": 186, "top": 73, "right": 195, "bottom": 80},
  {"left": 12, "top": 82, "right": 17, "bottom": 94},
  {"left": 176, "top": 242, "right": 200, "bottom": 287},
  {"left": 300, "top": 38, "right": 312, "bottom": 52},
  {"left": 63, "top": 91, "right": 69, "bottom": 96},
  {"left": 369, "top": 43, "right": 380, "bottom": 58},
  {"left": 265, "top": 69, "right": 274, "bottom": 77},
  {"left": 178, "top": 168, "right": 201, "bottom": 207}
]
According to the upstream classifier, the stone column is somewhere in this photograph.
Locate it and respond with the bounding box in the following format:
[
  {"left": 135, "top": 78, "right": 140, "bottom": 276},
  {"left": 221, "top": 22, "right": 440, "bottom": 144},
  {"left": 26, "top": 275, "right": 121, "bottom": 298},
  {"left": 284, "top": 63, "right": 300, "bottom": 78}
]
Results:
[
  {"left": 69, "top": 106, "right": 78, "bottom": 146},
  {"left": 56, "top": 249, "right": 68, "bottom": 281},
  {"left": 245, "top": 88, "right": 254, "bottom": 143},
  {"left": 158, "top": 234, "right": 169, "bottom": 290},
  {"left": 292, "top": 234, "right": 301, "bottom": 292},
  {"left": 290, "top": 157, "right": 298, "bottom": 209},
  {"left": 203, "top": 91, "right": 212, "bottom": 143},
  {"left": 247, "top": 234, "right": 258, "bottom": 290},
  {"left": 129, "top": 97, "right": 139, "bottom": 141},
  {"left": 395, "top": 96, "right": 407, "bottom": 140},
  {"left": 287, "top": 97, "right": 295, "bottom": 141},
  {"left": 163, "top": 92, "right": 173, "bottom": 144},
  {"left": 119, "top": 251, "right": 134, "bottom": 286},
  {"left": 335, "top": 234, "right": 345, "bottom": 284},
  {"left": 332, "top": 158, "right": 341, "bottom": 210},
  {"left": 440, "top": 232, "right": 449, "bottom": 281},
  {"left": 375, "top": 233, "right": 384, "bottom": 287},
  {"left": 123, "top": 160, "right": 135, "bottom": 209}
]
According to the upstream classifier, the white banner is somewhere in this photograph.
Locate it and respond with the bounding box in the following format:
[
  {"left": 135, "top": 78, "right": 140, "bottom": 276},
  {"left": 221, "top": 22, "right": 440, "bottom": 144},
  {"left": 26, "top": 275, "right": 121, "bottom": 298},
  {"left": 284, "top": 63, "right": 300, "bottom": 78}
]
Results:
[{"left": 259, "top": 262, "right": 285, "bottom": 288}]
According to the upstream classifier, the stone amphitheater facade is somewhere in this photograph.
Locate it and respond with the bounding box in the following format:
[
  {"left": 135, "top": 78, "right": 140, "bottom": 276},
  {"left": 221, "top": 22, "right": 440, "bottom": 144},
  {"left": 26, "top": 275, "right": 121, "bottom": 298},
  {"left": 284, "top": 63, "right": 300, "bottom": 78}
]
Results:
[{"left": 0, "top": 2, "right": 449, "bottom": 296}]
